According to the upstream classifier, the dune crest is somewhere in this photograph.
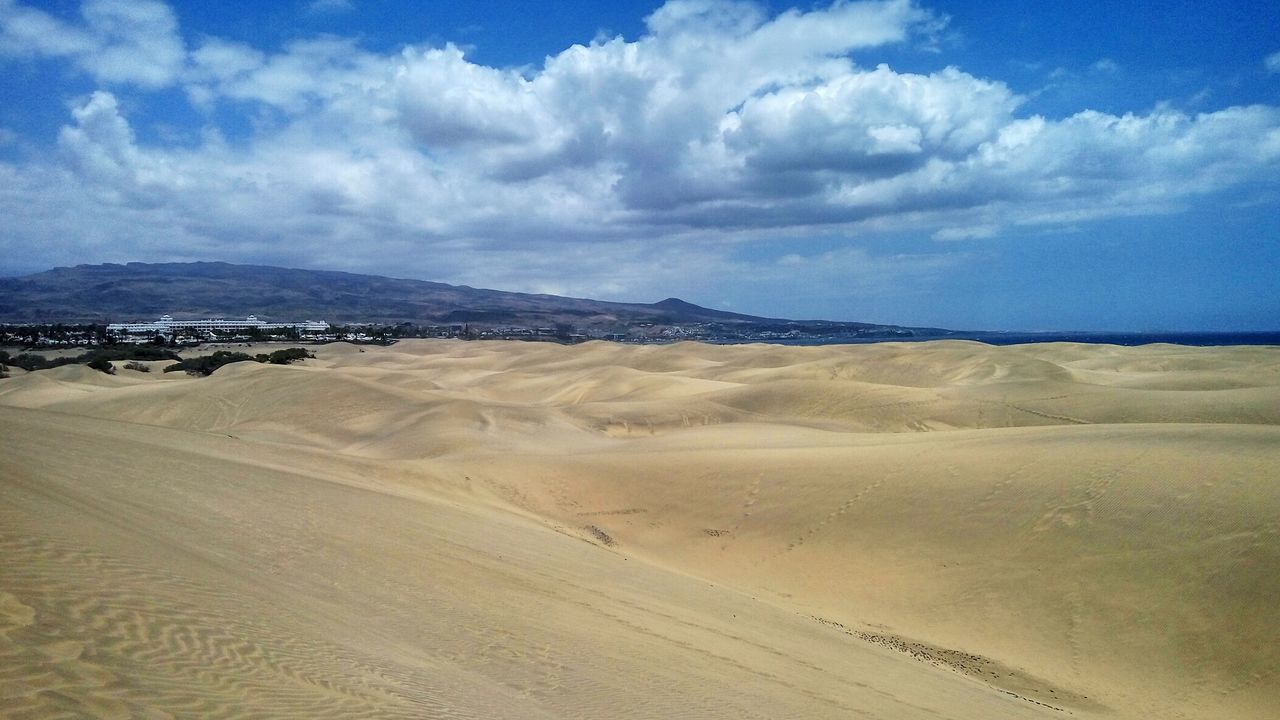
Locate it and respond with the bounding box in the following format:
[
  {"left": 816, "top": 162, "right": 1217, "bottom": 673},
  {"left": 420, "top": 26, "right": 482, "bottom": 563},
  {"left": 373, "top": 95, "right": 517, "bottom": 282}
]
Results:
[{"left": 3, "top": 339, "right": 1278, "bottom": 719}]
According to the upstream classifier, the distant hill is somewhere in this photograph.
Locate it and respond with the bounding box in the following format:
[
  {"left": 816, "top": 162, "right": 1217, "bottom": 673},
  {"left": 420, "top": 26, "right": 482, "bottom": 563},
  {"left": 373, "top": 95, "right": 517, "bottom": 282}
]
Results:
[{"left": 0, "top": 262, "right": 934, "bottom": 337}]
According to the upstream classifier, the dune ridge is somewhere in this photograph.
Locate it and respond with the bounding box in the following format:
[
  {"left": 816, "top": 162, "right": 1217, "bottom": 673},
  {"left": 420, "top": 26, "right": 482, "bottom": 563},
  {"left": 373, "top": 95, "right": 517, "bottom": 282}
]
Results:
[{"left": 2, "top": 339, "right": 1278, "bottom": 719}]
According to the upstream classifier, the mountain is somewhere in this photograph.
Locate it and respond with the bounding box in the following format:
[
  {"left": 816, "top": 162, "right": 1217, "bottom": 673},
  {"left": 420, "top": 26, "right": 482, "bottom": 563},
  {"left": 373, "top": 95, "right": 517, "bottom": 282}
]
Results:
[{"left": 0, "top": 262, "right": 934, "bottom": 337}]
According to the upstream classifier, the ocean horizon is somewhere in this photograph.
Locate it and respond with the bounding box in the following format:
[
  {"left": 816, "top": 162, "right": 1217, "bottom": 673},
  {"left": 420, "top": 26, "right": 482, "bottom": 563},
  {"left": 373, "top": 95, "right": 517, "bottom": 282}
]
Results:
[{"left": 743, "top": 331, "right": 1280, "bottom": 348}]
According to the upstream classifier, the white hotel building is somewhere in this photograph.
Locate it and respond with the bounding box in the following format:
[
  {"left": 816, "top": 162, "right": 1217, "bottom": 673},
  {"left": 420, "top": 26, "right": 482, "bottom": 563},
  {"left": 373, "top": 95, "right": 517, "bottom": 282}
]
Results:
[{"left": 107, "top": 314, "right": 329, "bottom": 337}]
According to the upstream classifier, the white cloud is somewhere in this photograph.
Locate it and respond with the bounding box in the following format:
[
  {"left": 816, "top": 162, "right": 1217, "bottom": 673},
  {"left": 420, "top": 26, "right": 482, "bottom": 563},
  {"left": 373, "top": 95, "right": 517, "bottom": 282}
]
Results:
[
  {"left": 726, "top": 65, "right": 1018, "bottom": 174},
  {"left": 306, "top": 0, "right": 354, "bottom": 15},
  {"left": 201, "top": 38, "right": 388, "bottom": 115},
  {"left": 55, "top": 90, "right": 190, "bottom": 208},
  {"left": 186, "top": 38, "right": 265, "bottom": 108},
  {"left": 0, "top": 0, "right": 1279, "bottom": 304},
  {"left": 933, "top": 224, "right": 997, "bottom": 241},
  {"left": 1091, "top": 58, "right": 1119, "bottom": 73},
  {"left": 394, "top": 45, "right": 546, "bottom": 147},
  {"left": 0, "top": 0, "right": 184, "bottom": 86},
  {"left": 0, "top": 0, "right": 94, "bottom": 57},
  {"left": 57, "top": 91, "right": 140, "bottom": 182},
  {"left": 190, "top": 38, "right": 265, "bottom": 82},
  {"left": 1267, "top": 51, "right": 1280, "bottom": 74},
  {"left": 78, "top": 0, "right": 184, "bottom": 87}
]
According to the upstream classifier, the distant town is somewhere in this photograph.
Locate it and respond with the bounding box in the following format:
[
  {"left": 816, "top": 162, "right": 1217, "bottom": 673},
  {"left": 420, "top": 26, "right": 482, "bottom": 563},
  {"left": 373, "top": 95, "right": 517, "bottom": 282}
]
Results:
[
  {"left": 2, "top": 315, "right": 402, "bottom": 348},
  {"left": 0, "top": 313, "right": 926, "bottom": 349}
]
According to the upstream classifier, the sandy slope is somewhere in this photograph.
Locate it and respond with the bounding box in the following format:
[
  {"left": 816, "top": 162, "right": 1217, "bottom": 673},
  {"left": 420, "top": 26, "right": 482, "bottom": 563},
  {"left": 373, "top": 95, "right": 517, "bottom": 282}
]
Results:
[{"left": 2, "top": 339, "right": 1278, "bottom": 719}]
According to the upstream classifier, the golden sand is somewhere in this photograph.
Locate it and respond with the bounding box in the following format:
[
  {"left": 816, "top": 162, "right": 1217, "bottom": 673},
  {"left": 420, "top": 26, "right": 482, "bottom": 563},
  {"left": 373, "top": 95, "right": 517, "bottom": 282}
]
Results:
[{"left": 2, "top": 339, "right": 1278, "bottom": 718}]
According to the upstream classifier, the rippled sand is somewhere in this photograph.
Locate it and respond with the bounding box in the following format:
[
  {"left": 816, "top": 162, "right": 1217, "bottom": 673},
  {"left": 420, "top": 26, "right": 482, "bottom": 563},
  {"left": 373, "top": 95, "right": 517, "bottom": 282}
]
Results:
[{"left": 2, "top": 339, "right": 1278, "bottom": 719}]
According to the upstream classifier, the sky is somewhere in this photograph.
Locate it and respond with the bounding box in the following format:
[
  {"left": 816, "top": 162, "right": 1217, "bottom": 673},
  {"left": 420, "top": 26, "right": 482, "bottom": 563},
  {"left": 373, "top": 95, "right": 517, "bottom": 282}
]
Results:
[{"left": 1, "top": 0, "right": 1278, "bottom": 331}]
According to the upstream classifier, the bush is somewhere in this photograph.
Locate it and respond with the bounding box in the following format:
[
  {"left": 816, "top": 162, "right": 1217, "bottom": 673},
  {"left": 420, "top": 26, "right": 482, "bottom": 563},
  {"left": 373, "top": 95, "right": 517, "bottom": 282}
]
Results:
[
  {"left": 0, "top": 346, "right": 185, "bottom": 374},
  {"left": 267, "top": 347, "right": 314, "bottom": 365},
  {"left": 4, "top": 346, "right": 306, "bottom": 378},
  {"left": 87, "top": 356, "right": 115, "bottom": 374},
  {"left": 9, "top": 353, "right": 52, "bottom": 371},
  {"left": 163, "top": 350, "right": 256, "bottom": 376},
  {"left": 89, "top": 346, "right": 180, "bottom": 362}
]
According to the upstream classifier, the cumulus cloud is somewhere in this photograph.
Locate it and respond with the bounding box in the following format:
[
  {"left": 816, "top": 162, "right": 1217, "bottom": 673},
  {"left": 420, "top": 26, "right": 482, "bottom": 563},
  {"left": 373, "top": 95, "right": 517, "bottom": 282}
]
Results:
[
  {"left": 728, "top": 65, "right": 1017, "bottom": 172},
  {"left": 57, "top": 91, "right": 140, "bottom": 182},
  {"left": 55, "top": 90, "right": 194, "bottom": 209},
  {"left": 1, "top": 0, "right": 1279, "bottom": 304},
  {"left": 394, "top": 45, "right": 546, "bottom": 147},
  {"left": 1267, "top": 51, "right": 1280, "bottom": 74}
]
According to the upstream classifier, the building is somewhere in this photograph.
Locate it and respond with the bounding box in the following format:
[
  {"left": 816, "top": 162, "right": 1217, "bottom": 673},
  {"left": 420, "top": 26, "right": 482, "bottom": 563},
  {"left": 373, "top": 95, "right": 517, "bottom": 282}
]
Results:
[{"left": 107, "top": 314, "right": 330, "bottom": 338}]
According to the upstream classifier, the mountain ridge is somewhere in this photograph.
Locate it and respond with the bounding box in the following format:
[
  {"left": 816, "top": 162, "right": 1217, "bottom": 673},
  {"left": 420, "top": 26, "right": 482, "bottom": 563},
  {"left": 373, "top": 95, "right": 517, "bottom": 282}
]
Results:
[{"left": 0, "top": 262, "right": 931, "bottom": 338}]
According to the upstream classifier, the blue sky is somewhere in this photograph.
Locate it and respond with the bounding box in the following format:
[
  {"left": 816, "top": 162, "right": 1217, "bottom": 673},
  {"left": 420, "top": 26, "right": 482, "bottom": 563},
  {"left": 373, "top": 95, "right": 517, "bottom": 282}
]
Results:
[{"left": 1, "top": 0, "right": 1278, "bottom": 330}]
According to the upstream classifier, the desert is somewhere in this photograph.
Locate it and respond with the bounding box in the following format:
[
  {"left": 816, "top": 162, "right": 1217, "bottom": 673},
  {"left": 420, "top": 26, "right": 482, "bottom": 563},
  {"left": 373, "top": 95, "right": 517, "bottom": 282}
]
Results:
[{"left": 2, "top": 338, "right": 1278, "bottom": 719}]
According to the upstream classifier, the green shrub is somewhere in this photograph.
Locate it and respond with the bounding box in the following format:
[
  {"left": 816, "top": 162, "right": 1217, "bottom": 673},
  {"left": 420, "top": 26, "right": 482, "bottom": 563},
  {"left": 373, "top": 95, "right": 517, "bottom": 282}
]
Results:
[
  {"left": 162, "top": 351, "right": 256, "bottom": 376},
  {"left": 87, "top": 356, "right": 115, "bottom": 374},
  {"left": 267, "top": 347, "right": 313, "bottom": 365},
  {"left": 10, "top": 353, "right": 52, "bottom": 371},
  {"left": 2, "top": 346, "right": 303, "bottom": 377},
  {"left": 88, "top": 346, "right": 180, "bottom": 362}
]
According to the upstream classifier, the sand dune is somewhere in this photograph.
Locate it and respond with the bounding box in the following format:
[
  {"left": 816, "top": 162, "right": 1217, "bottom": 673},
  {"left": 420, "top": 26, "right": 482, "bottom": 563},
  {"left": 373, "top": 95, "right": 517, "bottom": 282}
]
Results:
[{"left": 2, "top": 339, "right": 1278, "bottom": 719}]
